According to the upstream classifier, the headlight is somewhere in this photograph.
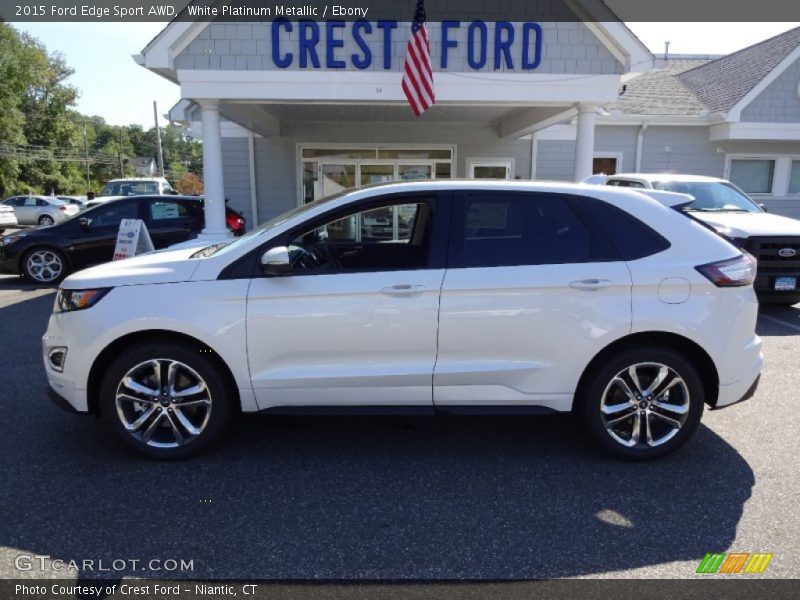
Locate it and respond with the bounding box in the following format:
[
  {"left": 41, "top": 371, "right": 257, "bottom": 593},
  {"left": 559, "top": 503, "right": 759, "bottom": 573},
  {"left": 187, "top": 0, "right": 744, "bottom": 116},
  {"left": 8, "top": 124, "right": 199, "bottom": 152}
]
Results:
[
  {"left": 55, "top": 288, "right": 111, "bottom": 313},
  {"left": 0, "top": 234, "right": 26, "bottom": 246}
]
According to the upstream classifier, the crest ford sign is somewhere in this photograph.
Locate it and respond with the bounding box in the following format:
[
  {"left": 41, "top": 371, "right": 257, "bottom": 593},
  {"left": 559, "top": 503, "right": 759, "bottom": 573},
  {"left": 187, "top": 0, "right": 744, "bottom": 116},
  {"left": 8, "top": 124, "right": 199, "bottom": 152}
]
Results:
[{"left": 270, "top": 20, "right": 543, "bottom": 70}]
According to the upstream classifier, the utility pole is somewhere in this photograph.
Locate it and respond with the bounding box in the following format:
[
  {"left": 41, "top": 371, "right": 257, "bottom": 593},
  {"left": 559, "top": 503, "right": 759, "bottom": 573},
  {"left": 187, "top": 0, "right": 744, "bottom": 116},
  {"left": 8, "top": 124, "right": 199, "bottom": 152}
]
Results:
[
  {"left": 154, "top": 101, "right": 165, "bottom": 178},
  {"left": 118, "top": 129, "right": 125, "bottom": 177},
  {"left": 82, "top": 119, "right": 91, "bottom": 189}
]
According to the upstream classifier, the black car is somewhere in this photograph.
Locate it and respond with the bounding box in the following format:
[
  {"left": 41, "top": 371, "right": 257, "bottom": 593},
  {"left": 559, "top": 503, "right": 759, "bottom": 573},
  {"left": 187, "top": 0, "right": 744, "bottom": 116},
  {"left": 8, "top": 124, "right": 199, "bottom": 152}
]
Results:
[{"left": 0, "top": 195, "right": 244, "bottom": 284}]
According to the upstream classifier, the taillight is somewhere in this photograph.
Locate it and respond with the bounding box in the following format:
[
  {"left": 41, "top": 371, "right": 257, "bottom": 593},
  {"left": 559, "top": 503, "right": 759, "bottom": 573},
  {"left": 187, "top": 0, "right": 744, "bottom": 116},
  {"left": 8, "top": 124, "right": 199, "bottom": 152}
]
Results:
[{"left": 695, "top": 254, "right": 756, "bottom": 287}]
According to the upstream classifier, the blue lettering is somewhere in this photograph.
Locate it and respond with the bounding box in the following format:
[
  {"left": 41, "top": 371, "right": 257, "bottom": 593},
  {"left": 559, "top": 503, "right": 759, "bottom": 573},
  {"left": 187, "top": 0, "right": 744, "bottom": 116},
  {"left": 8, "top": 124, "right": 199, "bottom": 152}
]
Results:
[
  {"left": 351, "top": 20, "right": 372, "bottom": 69},
  {"left": 326, "top": 21, "right": 346, "bottom": 68},
  {"left": 299, "top": 20, "right": 320, "bottom": 68},
  {"left": 377, "top": 20, "right": 397, "bottom": 69},
  {"left": 494, "top": 22, "right": 514, "bottom": 69},
  {"left": 441, "top": 21, "right": 460, "bottom": 69},
  {"left": 467, "top": 21, "right": 487, "bottom": 69},
  {"left": 271, "top": 18, "right": 292, "bottom": 68},
  {"left": 522, "top": 23, "right": 542, "bottom": 69}
]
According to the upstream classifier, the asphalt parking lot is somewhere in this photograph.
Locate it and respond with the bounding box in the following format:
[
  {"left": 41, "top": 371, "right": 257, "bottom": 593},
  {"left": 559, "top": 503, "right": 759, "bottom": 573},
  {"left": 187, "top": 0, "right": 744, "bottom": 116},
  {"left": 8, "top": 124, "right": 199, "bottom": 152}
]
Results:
[{"left": 0, "top": 272, "right": 798, "bottom": 584}]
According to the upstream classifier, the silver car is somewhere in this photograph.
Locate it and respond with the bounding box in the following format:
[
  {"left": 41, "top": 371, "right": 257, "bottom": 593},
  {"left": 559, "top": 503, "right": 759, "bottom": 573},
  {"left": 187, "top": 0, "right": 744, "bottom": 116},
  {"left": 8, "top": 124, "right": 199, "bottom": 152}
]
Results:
[
  {"left": 1, "top": 195, "right": 79, "bottom": 226},
  {"left": 0, "top": 202, "right": 18, "bottom": 234}
]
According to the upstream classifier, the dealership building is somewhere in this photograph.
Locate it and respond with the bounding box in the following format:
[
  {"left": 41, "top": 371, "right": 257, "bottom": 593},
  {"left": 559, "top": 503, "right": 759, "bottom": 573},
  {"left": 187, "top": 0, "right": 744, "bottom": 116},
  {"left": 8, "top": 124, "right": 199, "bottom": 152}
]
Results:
[{"left": 135, "top": 3, "right": 800, "bottom": 236}]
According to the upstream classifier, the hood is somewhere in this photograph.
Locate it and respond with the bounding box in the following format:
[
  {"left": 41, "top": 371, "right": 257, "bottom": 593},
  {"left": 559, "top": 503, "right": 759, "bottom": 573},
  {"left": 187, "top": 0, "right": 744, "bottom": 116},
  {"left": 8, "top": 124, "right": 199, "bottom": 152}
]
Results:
[
  {"left": 62, "top": 247, "right": 204, "bottom": 289},
  {"left": 691, "top": 211, "right": 800, "bottom": 238}
]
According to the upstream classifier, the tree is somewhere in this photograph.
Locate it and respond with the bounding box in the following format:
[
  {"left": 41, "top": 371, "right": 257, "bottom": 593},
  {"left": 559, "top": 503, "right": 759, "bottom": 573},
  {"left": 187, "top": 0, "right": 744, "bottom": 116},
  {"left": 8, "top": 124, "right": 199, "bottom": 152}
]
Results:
[
  {"left": 0, "top": 24, "right": 204, "bottom": 197},
  {"left": 175, "top": 172, "right": 204, "bottom": 195}
]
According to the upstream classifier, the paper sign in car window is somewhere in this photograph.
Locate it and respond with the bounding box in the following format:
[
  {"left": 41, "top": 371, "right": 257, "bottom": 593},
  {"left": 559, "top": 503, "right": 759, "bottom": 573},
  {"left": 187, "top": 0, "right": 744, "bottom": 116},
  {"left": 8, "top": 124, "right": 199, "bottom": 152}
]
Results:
[{"left": 151, "top": 202, "right": 180, "bottom": 220}]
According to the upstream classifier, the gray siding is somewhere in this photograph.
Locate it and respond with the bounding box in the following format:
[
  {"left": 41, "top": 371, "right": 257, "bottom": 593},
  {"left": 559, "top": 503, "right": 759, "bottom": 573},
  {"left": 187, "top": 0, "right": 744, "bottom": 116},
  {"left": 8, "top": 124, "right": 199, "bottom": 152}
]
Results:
[
  {"left": 535, "top": 126, "right": 639, "bottom": 180},
  {"left": 536, "top": 140, "right": 575, "bottom": 181},
  {"left": 247, "top": 121, "right": 532, "bottom": 220},
  {"left": 220, "top": 138, "right": 253, "bottom": 228},
  {"left": 741, "top": 57, "right": 800, "bottom": 123},
  {"left": 177, "top": 19, "right": 622, "bottom": 74},
  {"left": 640, "top": 126, "right": 725, "bottom": 176}
]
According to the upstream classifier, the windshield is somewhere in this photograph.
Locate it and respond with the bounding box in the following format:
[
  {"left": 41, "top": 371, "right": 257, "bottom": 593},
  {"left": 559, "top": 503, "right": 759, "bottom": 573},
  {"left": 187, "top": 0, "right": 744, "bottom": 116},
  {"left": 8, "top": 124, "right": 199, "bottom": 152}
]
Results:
[
  {"left": 651, "top": 181, "right": 761, "bottom": 213},
  {"left": 201, "top": 190, "right": 349, "bottom": 257},
  {"left": 101, "top": 181, "right": 159, "bottom": 197}
]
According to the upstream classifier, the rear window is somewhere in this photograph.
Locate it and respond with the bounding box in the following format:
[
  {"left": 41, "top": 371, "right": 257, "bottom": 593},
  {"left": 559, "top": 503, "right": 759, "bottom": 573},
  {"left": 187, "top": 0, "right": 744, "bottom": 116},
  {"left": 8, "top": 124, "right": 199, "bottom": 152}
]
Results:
[
  {"left": 101, "top": 181, "right": 159, "bottom": 197},
  {"left": 576, "top": 200, "right": 670, "bottom": 260}
]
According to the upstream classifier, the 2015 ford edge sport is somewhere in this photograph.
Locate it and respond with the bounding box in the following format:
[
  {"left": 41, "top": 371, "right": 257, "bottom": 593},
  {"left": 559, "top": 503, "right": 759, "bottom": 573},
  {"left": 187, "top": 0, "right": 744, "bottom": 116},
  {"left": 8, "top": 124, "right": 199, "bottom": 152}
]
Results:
[{"left": 42, "top": 181, "right": 763, "bottom": 460}]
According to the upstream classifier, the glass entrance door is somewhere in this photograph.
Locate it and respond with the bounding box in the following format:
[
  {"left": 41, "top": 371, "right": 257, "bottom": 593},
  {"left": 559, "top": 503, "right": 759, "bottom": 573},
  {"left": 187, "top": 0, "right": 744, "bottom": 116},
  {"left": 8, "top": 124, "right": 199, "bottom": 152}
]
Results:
[{"left": 360, "top": 164, "right": 395, "bottom": 186}]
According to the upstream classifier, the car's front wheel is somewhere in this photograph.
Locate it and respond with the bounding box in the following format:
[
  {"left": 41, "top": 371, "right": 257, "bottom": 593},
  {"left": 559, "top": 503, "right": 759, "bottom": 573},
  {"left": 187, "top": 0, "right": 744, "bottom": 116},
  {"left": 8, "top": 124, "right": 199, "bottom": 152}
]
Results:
[
  {"left": 21, "top": 247, "right": 67, "bottom": 284},
  {"left": 577, "top": 346, "right": 704, "bottom": 460},
  {"left": 99, "top": 342, "right": 233, "bottom": 459}
]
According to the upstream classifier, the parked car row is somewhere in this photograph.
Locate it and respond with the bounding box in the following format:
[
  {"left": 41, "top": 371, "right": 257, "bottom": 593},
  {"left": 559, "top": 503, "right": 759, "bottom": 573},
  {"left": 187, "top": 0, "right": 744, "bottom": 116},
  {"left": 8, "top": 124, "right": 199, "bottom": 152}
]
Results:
[
  {"left": 42, "top": 180, "right": 762, "bottom": 461},
  {"left": 0, "top": 195, "right": 245, "bottom": 283}
]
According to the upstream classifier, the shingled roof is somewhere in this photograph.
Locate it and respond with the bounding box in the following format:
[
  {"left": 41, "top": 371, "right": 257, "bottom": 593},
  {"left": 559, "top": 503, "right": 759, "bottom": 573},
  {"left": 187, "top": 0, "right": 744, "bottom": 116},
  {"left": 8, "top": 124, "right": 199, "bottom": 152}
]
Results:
[
  {"left": 677, "top": 26, "right": 800, "bottom": 114},
  {"left": 612, "top": 59, "right": 710, "bottom": 116}
]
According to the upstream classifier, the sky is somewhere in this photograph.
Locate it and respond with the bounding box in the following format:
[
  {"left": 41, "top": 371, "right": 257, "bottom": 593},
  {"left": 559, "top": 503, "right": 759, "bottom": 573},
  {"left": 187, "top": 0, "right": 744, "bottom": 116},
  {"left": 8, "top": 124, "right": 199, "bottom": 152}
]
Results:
[{"left": 12, "top": 21, "right": 800, "bottom": 129}]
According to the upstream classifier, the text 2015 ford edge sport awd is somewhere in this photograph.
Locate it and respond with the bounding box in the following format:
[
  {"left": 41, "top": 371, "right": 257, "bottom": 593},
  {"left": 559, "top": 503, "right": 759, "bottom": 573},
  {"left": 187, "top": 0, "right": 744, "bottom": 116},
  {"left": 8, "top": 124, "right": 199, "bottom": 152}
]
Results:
[{"left": 42, "top": 181, "right": 762, "bottom": 460}]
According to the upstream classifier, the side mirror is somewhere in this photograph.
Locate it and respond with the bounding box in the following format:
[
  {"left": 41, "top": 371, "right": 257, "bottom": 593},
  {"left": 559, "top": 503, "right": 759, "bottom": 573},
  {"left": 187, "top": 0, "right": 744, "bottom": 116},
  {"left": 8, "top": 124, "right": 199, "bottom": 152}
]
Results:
[
  {"left": 78, "top": 217, "right": 91, "bottom": 229},
  {"left": 260, "top": 246, "right": 292, "bottom": 275}
]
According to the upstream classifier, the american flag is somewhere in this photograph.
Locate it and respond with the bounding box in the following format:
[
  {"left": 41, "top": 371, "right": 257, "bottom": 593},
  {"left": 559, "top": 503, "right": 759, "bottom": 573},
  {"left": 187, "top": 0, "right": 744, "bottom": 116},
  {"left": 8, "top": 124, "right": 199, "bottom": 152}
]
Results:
[{"left": 402, "top": 0, "right": 435, "bottom": 116}]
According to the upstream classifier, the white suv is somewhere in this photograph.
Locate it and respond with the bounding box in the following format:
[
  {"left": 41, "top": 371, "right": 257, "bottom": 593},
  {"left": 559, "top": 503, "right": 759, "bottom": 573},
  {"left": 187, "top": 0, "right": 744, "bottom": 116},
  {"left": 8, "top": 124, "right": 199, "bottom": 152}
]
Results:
[
  {"left": 42, "top": 181, "right": 762, "bottom": 460},
  {"left": 603, "top": 174, "right": 800, "bottom": 305}
]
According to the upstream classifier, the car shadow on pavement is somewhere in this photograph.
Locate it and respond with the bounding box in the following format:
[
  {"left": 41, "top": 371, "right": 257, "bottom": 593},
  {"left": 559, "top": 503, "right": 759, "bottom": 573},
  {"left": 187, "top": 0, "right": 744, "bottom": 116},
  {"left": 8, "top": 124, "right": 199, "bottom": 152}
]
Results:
[{"left": 1, "top": 294, "right": 755, "bottom": 580}]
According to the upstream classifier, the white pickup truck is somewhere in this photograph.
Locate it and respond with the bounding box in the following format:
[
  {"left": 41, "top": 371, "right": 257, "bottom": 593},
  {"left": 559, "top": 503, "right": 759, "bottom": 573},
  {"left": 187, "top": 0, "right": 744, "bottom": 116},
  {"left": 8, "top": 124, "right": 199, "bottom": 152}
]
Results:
[{"left": 598, "top": 173, "right": 800, "bottom": 305}]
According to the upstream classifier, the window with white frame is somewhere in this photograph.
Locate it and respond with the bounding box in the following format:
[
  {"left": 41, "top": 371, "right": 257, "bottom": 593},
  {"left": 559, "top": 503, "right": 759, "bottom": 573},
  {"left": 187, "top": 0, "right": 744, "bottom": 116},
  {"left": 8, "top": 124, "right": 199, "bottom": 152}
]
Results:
[
  {"left": 789, "top": 160, "right": 800, "bottom": 195},
  {"left": 729, "top": 159, "right": 775, "bottom": 194},
  {"left": 467, "top": 159, "right": 513, "bottom": 180},
  {"left": 300, "top": 147, "right": 454, "bottom": 204}
]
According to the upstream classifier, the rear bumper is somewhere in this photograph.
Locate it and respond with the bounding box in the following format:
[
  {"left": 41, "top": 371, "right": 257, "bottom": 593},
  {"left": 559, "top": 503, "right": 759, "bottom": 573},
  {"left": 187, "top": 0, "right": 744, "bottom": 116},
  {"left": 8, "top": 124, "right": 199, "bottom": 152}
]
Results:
[{"left": 714, "top": 336, "right": 763, "bottom": 409}]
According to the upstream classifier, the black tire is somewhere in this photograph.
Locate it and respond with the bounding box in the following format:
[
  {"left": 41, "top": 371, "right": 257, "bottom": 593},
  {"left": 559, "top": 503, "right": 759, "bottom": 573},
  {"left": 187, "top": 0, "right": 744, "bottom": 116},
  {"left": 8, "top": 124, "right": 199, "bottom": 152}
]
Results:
[
  {"left": 576, "top": 346, "right": 704, "bottom": 461},
  {"left": 38, "top": 214, "right": 54, "bottom": 226},
  {"left": 21, "top": 246, "right": 68, "bottom": 284},
  {"left": 99, "top": 342, "right": 233, "bottom": 459}
]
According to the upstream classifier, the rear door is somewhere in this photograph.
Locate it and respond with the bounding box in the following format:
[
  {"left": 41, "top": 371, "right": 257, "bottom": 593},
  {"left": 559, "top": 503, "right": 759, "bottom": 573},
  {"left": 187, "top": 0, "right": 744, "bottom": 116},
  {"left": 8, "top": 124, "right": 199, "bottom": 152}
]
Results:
[
  {"left": 144, "top": 197, "right": 198, "bottom": 248},
  {"left": 434, "top": 191, "right": 632, "bottom": 412}
]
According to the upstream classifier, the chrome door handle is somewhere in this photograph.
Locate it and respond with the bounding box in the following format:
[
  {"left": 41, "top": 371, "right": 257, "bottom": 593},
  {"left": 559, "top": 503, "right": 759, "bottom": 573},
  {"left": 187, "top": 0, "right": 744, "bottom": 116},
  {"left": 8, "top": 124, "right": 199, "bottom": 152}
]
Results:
[
  {"left": 381, "top": 284, "right": 426, "bottom": 296},
  {"left": 569, "top": 278, "right": 613, "bottom": 291}
]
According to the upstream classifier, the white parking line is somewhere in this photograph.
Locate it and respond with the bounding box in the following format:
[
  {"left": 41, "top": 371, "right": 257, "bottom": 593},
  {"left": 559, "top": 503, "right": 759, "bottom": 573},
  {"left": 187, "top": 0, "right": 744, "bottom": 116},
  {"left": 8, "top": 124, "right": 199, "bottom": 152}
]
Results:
[{"left": 759, "top": 313, "right": 800, "bottom": 333}]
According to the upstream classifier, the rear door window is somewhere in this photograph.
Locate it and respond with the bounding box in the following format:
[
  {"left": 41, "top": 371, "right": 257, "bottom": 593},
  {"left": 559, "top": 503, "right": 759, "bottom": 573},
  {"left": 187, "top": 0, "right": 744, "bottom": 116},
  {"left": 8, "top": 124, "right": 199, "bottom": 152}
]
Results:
[{"left": 450, "top": 192, "right": 596, "bottom": 268}]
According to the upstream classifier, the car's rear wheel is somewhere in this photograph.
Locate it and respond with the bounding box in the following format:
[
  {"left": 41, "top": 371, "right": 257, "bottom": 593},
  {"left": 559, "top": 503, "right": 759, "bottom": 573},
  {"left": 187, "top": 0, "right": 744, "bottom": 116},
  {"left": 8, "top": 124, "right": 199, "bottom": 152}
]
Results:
[
  {"left": 577, "top": 346, "right": 704, "bottom": 460},
  {"left": 21, "top": 247, "right": 67, "bottom": 284},
  {"left": 38, "top": 214, "right": 54, "bottom": 226},
  {"left": 99, "top": 342, "right": 233, "bottom": 459}
]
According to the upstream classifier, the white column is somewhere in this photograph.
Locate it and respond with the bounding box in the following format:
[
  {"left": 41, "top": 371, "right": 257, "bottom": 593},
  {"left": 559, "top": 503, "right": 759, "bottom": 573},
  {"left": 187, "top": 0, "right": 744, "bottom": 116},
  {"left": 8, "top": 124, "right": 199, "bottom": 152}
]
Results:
[
  {"left": 573, "top": 104, "right": 597, "bottom": 182},
  {"left": 198, "top": 100, "right": 231, "bottom": 239}
]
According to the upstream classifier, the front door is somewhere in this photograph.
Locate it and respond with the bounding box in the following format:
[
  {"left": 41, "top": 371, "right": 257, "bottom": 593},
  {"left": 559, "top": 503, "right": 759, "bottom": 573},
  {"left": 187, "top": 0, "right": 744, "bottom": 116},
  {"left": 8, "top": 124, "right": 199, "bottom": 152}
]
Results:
[
  {"left": 246, "top": 193, "right": 448, "bottom": 410},
  {"left": 434, "top": 191, "right": 632, "bottom": 411},
  {"left": 67, "top": 198, "right": 142, "bottom": 268}
]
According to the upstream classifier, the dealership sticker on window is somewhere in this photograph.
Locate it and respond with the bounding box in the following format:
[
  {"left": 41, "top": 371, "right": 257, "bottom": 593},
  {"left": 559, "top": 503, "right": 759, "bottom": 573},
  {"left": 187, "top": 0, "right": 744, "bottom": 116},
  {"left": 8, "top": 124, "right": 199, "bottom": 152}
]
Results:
[{"left": 113, "top": 219, "right": 154, "bottom": 261}]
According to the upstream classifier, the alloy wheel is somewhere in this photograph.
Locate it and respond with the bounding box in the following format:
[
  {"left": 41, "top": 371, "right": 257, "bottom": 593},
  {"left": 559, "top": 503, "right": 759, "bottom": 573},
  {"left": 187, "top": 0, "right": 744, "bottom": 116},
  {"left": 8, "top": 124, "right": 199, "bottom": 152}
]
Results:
[
  {"left": 25, "top": 250, "right": 63, "bottom": 283},
  {"left": 600, "top": 362, "right": 690, "bottom": 449},
  {"left": 115, "top": 359, "right": 213, "bottom": 448},
  {"left": 39, "top": 215, "right": 54, "bottom": 226}
]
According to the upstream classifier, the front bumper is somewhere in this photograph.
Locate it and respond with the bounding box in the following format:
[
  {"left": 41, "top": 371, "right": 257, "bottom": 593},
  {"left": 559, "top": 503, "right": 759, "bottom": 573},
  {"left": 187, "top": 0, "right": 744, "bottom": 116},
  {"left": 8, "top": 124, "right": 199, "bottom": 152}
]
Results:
[{"left": 47, "top": 384, "right": 86, "bottom": 414}]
